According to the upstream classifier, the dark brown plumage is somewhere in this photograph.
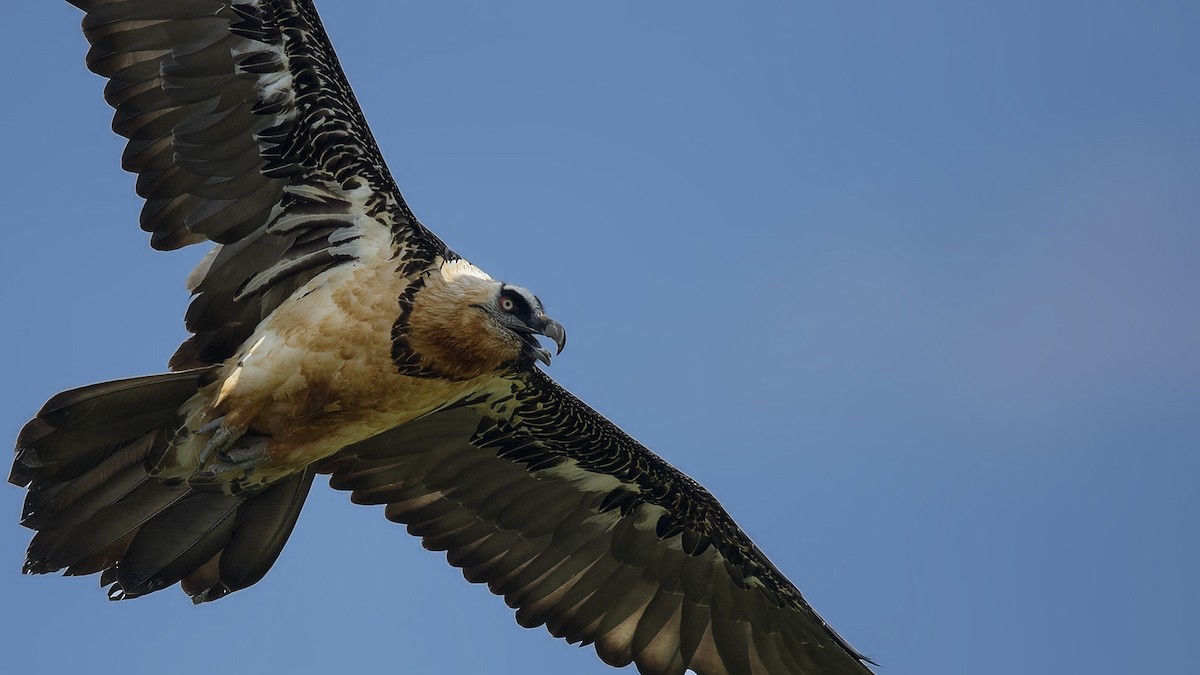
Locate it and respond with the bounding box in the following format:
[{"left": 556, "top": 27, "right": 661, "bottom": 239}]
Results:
[{"left": 11, "top": 2, "right": 874, "bottom": 674}]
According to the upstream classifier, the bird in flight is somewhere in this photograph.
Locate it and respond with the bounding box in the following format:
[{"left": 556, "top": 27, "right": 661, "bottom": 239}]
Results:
[{"left": 11, "top": 2, "right": 874, "bottom": 674}]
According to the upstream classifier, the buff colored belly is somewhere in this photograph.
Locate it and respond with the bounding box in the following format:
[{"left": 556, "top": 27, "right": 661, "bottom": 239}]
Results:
[{"left": 190, "top": 258, "right": 485, "bottom": 484}]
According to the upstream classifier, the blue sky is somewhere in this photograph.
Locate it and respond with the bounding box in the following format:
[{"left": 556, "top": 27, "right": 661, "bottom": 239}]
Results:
[{"left": 2, "top": 2, "right": 1197, "bottom": 673}]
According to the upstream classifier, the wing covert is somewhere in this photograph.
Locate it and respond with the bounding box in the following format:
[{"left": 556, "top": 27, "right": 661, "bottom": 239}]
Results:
[
  {"left": 69, "top": 0, "right": 448, "bottom": 367},
  {"left": 324, "top": 371, "right": 874, "bottom": 675}
]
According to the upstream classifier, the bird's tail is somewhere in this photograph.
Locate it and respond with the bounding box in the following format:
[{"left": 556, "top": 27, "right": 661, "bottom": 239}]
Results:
[{"left": 10, "top": 370, "right": 315, "bottom": 603}]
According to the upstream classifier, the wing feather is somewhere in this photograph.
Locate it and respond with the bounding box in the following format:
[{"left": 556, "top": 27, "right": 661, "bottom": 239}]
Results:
[
  {"left": 66, "top": 0, "right": 448, "bottom": 369},
  {"left": 324, "top": 374, "right": 874, "bottom": 675}
]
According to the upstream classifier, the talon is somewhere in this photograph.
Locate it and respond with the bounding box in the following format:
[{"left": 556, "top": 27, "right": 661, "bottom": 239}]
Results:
[
  {"left": 196, "top": 416, "right": 226, "bottom": 434},
  {"left": 217, "top": 441, "right": 268, "bottom": 465},
  {"left": 197, "top": 462, "right": 242, "bottom": 478},
  {"left": 189, "top": 417, "right": 270, "bottom": 486},
  {"left": 194, "top": 434, "right": 270, "bottom": 485},
  {"left": 198, "top": 424, "right": 237, "bottom": 465}
]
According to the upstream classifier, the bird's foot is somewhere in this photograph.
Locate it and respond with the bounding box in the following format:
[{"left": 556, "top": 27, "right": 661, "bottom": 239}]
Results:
[
  {"left": 196, "top": 416, "right": 233, "bottom": 465},
  {"left": 191, "top": 417, "right": 270, "bottom": 483},
  {"left": 196, "top": 439, "right": 269, "bottom": 477}
]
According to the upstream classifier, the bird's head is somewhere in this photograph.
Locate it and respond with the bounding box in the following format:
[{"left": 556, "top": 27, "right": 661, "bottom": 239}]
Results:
[
  {"left": 473, "top": 283, "right": 567, "bottom": 368},
  {"left": 402, "top": 262, "right": 567, "bottom": 379}
]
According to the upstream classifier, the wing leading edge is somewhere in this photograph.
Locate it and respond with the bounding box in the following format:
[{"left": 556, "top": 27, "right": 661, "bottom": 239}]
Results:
[
  {"left": 70, "top": 0, "right": 449, "bottom": 368},
  {"left": 324, "top": 371, "right": 875, "bottom": 675}
]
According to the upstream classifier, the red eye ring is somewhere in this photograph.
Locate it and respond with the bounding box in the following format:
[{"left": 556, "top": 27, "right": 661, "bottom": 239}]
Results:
[{"left": 500, "top": 297, "right": 515, "bottom": 312}]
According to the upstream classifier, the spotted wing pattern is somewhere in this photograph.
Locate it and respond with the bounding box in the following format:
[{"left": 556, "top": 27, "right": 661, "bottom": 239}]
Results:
[
  {"left": 324, "top": 371, "right": 875, "bottom": 675},
  {"left": 70, "top": 0, "right": 448, "bottom": 368}
]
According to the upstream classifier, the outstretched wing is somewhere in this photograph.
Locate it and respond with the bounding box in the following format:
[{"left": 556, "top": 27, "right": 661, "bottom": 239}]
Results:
[
  {"left": 324, "top": 370, "right": 875, "bottom": 675},
  {"left": 70, "top": 0, "right": 448, "bottom": 368}
]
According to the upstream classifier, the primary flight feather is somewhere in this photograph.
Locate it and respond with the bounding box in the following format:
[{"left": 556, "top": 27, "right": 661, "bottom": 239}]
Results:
[{"left": 11, "top": 2, "right": 874, "bottom": 674}]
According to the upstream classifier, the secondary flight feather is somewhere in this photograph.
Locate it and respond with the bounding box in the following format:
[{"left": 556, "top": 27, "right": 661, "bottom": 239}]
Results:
[{"left": 11, "top": 2, "right": 874, "bottom": 674}]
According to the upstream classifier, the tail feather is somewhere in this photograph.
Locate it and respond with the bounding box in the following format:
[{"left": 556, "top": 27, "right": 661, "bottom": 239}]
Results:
[
  {"left": 65, "top": 530, "right": 138, "bottom": 578},
  {"left": 36, "top": 372, "right": 208, "bottom": 429},
  {"left": 29, "top": 478, "right": 189, "bottom": 575},
  {"left": 217, "top": 467, "right": 316, "bottom": 595},
  {"left": 116, "top": 491, "right": 246, "bottom": 599},
  {"left": 21, "top": 432, "right": 157, "bottom": 530},
  {"left": 12, "top": 370, "right": 315, "bottom": 602},
  {"left": 180, "top": 552, "right": 224, "bottom": 600},
  {"left": 11, "top": 369, "right": 209, "bottom": 487}
]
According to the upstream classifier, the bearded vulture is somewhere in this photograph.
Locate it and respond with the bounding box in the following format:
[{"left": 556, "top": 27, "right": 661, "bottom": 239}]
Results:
[{"left": 10, "top": 2, "right": 873, "bottom": 674}]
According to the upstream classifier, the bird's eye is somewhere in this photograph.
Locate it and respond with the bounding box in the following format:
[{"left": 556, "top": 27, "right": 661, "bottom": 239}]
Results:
[{"left": 500, "top": 296, "right": 515, "bottom": 312}]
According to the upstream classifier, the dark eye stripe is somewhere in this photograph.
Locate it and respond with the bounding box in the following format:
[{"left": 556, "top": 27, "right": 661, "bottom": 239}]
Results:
[{"left": 500, "top": 288, "right": 532, "bottom": 315}]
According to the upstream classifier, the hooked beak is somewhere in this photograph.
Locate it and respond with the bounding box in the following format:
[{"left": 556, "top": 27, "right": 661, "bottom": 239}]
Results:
[{"left": 526, "top": 315, "right": 567, "bottom": 366}]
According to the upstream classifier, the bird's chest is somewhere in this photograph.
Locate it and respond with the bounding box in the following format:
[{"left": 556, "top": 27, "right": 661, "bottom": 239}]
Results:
[{"left": 199, "top": 261, "right": 486, "bottom": 478}]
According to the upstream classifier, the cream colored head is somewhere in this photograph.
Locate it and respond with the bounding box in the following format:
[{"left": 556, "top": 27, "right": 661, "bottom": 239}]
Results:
[{"left": 405, "top": 262, "right": 566, "bottom": 380}]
